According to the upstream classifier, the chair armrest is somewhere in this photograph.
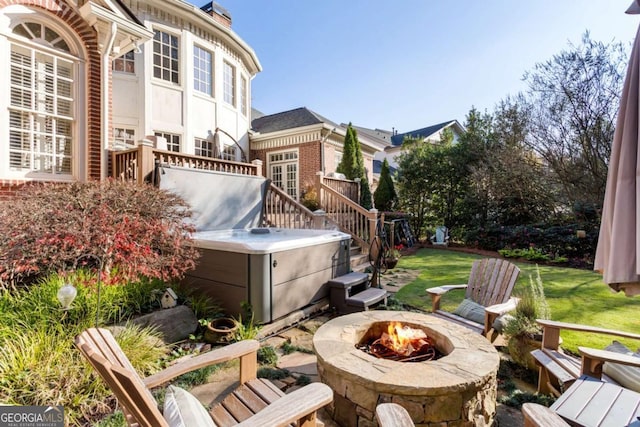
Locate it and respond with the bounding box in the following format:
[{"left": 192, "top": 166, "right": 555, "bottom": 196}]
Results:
[
  {"left": 536, "top": 320, "right": 640, "bottom": 340},
  {"left": 143, "top": 339, "right": 259, "bottom": 388},
  {"left": 522, "top": 403, "right": 569, "bottom": 427},
  {"left": 376, "top": 403, "right": 415, "bottom": 427},
  {"left": 485, "top": 298, "right": 519, "bottom": 315},
  {"left": 425, "top": 284, "right": 467, "bottom": 296},
  {"left": 235, "top": 382, "right": 333, "bottom": 427},
  {"left": 579, "top": 346, "right": 640, "bottom": 367},
  {"left": 426, "top": 285, "right": 467, "bottom": 312},
  {"left": 579, "top": 346, "right": 640, "bottom": 379}
]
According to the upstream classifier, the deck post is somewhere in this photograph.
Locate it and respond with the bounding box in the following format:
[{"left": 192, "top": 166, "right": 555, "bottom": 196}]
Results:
[
  {"left": 251, "top": 159, "right": 263, "bottom": 176},
  {"left": 316, "top": 171, "right": 324, "bottom": 209},
  {"left": 368, "top": 208, "right": 378, "bottom": 245},
  {"left": 313, "top": 210, "right": 327, "bottom": 229},
  {"left": 138, "top": 141, "right": 156, "bottom": 185}
]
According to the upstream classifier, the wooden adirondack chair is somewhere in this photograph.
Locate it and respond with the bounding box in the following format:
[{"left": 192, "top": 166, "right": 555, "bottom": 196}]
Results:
[
  {"left": 531, "top": 319, "right": 640, "bottom": 397},
  {"left": 75, "top": 328, "right": 332, "bottom": 427},
  {"left": 429, "top": 226, "right": 450, "bottom": 247},
  {"left": 375, "top": 403, "right": 415, "bottom": 427},
  {"left": 426, "top": 258, "right": 520, "bottom": 337}
]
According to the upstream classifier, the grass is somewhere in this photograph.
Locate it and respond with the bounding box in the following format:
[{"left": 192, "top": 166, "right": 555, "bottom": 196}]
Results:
[{"left": 394, "top": 248, "right": 640, "bottom": 353}]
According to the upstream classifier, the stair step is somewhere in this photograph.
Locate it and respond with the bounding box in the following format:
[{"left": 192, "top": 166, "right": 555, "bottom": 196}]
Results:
[{"left": 350, "top": 253, "right": 369, "bottom": 270}]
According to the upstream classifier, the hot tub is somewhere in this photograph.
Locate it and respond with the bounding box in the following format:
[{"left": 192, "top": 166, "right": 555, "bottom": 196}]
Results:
[{"left": 184, "top": 228, "right": 351, "bottom": 323}]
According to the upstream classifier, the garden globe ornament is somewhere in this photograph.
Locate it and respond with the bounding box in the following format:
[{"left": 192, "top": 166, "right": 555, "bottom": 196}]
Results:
[{"left": 57, "top": 283, "right": 77, "bottom": 310}]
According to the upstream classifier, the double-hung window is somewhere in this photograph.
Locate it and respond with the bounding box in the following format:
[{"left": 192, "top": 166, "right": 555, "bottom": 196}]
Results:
[
  {"left": 240, "top": 75, "right": 247, "bottom": 116},
  {"left": 154, "top": 131, "right": 180, "bottom": 152},
  {"left": 194, "top": 137, "right": 213, "bottom": 157},
  {"left": 193, "top": 46, "right": 212, "bottom": 95},
  {"left": 223, "top": 61, "right": 235, "bottom": 106},
  {"left": 113, "top": 51, "right": 135, "bottom": 74},
  {"left": 153, "top": 30, "right": 179, "bottom": 83}
]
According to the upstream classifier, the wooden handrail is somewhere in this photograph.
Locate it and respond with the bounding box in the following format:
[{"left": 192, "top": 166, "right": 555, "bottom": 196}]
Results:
[
  {"left": 263, "top": 183, "right": 339, "bottom": 230},
  {"left": 322, "top": 176, "right": 359, "bottom": 202},
  {"left": 317, "top": 181, "right": 378, "bottom": 253}
]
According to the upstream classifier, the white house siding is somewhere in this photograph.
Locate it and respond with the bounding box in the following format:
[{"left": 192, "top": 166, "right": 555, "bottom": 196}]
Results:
[{"left": 112, "top": 0, "right": 260, "bottom": 161}]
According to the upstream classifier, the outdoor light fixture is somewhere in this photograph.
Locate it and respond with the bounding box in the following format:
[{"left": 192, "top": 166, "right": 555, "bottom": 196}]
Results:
[{"left": 57, "top": 283, "right": 77, "bottom": 310}]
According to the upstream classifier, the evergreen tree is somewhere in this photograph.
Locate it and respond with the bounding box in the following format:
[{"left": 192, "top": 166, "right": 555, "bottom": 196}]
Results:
[
  {"left": 374, "top": 158, "right": 396, "bottom": 211},
  {"left": 337, "top": 124, "right": 372, "bottom": 209},
  {"left": 336, "top": 124, "right": 358, "bottom": 179},
  {"left": 360, "top": 175, "right": 373, "bottom": 210}
]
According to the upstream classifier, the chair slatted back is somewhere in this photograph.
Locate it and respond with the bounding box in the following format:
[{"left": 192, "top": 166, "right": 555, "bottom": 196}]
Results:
[
  {"left": 465, "top": 258, "right": 520, "bottom": 307},
  {"left": 76, "top": 328, "right": 167, "bottom": 427}
]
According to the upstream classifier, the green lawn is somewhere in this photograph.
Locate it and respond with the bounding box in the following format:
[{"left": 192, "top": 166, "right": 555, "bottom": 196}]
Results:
[{"left": 393, "top": 248, "right": 640, "bottom": 353}]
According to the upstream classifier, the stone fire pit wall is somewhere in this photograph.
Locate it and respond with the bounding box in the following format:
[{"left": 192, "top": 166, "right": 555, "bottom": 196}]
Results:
[{"left": 313, "top": 311, "right": 500, "bottom": 427}]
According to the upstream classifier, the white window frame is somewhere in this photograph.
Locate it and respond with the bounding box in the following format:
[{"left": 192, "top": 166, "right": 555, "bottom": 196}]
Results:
[
  {"left": 154, "top": 131, "right": 180, "bottom": 152},
  {"left": 240, "top": 74, "right": 247, "bottom": 116},
  {"left": 153, "top": 29, "right": 179, "bottom": 84},
  {"left": 221, "top": 145, "right": 237, "bottom": 161},
  {"left": 268, "top": 149, "right": 299, "bottom": 200},
  {"left": 193, "top": 45, "right": 212, "bottom": 96},
  {"left": 194, "top": 136, "right": 213, "bottom": 157},
  {"left": 113, "top": 50, "right": 135, "bottom": 74},
  {"left": 113, "top": 127, "right": 135, "bottom": 148},
  {"left": 1, "top": 14, "right": 85, "bottom": 182},
  {"left": 223, "top": 60, "right": 235, "bottom": 106}
]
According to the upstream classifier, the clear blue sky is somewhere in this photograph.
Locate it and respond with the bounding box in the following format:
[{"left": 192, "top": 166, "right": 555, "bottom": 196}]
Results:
[{"left": 193, "top": 0, "right": 639, "bottom": 132}]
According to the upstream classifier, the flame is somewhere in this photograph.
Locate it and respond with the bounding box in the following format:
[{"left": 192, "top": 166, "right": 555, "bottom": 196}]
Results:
[{"left": 381, "top": 322, "right": 428, "bottom": 355}]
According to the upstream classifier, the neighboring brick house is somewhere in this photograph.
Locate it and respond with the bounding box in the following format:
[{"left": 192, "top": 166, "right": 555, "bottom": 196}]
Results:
[
  {"left": 0, "top": 0, "right": 260, "bottom": 199},
  {"left": 250, "top": 107, "right": 385, "bottom": 201},
  {"left": 379, "top": 120, "right": 466, "bottom": 169}
]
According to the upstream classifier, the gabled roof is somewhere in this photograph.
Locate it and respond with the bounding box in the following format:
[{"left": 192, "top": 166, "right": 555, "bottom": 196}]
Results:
[
  {"left": 390, "top": 120, "right": 460, "bottom": 146},
  {"left": 251, "top": 107, "right": 340, "bottom": 133},
  {"left": 346, "top": 124, "right": 393, "bottom": 147}
]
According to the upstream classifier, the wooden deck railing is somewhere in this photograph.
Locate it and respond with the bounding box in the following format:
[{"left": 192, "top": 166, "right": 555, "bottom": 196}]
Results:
[
  {"left": 322, "top": 176, "right": 359, "bottom": 203},
  {"left": 263, "top": 184, "right": 339, "bottom": 230},
  {"left": 111, "top": 143, "right": 261, "bottom": 184},
  {"left": 316, "top": 173, "right": 378, "bottom": 253}
]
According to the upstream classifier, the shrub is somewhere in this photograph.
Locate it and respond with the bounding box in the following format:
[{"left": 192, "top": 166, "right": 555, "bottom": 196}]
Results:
[
  {"left": 257, "top": 345, "right": 279, "bottom": 365},
  {"left": 0, "top": 179, "right": 199, "bottom": 289},
  {"left": 300, "top": 185, "right": 320, "bottom": 211}
]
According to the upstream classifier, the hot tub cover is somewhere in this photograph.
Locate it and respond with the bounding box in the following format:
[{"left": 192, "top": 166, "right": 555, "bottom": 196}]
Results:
[{"left": 157, "top": 165, "right": 268, "bottom": 231}]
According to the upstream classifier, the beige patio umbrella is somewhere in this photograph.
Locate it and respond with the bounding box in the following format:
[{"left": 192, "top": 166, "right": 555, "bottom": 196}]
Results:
[{"left": 594, "top": 1, "right": 640, "bottom": 296}]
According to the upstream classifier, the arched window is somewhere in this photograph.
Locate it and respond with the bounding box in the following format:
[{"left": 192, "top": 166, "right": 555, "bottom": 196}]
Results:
[{"left": 7, "top": 21, "right": 77, "bottom": 177}]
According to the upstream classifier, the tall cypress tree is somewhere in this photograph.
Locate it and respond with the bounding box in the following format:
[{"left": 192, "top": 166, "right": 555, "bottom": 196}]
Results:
[
  {"left": 374, "top": 158, "right": 396, "bottom": 211},
  {"left": 337, "top": 124, "right": 358, "bottom": 179},
  {"left": 337, "top": 124, "right": 373, "bottom": 209}
]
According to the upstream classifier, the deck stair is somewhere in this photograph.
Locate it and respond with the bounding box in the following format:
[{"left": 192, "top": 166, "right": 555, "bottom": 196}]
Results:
[
  {"left": 349, "top": 243, "right": 371, "bottom": 273},
  {"left": 328, "top": 271, "right": 388, "bottom": 314}
]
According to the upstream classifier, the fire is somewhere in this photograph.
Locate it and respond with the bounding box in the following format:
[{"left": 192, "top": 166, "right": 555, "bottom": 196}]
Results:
[{"left": 380, "top": 322, "right": 429, "bottom": 357}]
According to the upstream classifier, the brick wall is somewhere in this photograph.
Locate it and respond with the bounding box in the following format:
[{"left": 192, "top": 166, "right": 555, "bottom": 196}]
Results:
[{"left": 0, "top": 0, "right": 102, "bottom": 195}]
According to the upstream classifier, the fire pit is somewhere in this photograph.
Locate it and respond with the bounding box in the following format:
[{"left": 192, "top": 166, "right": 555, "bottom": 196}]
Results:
[
  {"left": 357, "top": 321, "right": 442, "bottom": 362},
  {"left": 313, "top": 311, "right": 500, "bottom": 427}
]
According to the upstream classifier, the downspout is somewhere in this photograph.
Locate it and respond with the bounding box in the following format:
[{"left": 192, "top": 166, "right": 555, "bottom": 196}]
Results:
[
  {"left": 100, "top": 22, "right": 118, "bottom": 179},
  {"left": 320, "top": 126, "right": 335, "bottom": 174}
]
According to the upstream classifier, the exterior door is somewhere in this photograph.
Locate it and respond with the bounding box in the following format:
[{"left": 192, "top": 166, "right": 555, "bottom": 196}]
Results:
[{"left": 269, "top": 150, "right": 298, "bottom": 200}]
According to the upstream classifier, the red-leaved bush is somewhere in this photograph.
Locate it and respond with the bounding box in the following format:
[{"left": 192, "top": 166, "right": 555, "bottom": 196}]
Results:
[{"left": 0, "top": 179, "right": 199, "bottom": 289}]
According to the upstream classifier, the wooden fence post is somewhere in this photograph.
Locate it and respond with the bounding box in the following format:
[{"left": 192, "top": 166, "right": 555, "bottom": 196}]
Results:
[
  {"left": 316, "top": 171, "right": 324, "bottom": 208},
  {"left": 138, "top": 142, "right": 155, "bottom": 185},
  {"left": 368, "top": 208, "right": 378, "bottom": 243},
  {"left": 252, "top": 159, "right": 263, "bottom": 176},
  {"left": 313, "top": 210, "right": 327, "bottom": 229}
]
